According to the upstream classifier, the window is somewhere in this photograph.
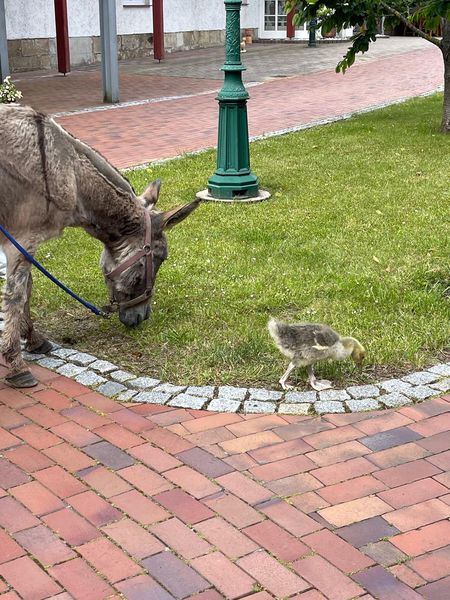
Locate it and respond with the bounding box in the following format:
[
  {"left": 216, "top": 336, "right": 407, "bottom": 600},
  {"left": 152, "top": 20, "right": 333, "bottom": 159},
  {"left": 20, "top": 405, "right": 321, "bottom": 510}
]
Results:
[{"left": 123, "top": 0, "right": 151, "bottom": 7}]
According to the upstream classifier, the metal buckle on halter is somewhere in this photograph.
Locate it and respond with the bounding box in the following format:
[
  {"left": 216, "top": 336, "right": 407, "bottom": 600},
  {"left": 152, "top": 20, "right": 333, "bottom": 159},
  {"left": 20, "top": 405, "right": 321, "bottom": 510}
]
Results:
[{"left": 143, "top": 244, "right": 152, "bottom": 255}]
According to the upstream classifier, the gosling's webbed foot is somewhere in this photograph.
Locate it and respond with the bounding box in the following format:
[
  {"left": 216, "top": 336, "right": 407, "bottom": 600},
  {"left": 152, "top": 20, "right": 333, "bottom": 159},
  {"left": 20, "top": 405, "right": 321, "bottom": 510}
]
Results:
[
  {"left": 5, "top": 370, "right": 39, "bottom": 388},
  {"left": 280, "top": 383, "right": 294, "bottom": 390},
  {"left": 310, "top": 379, "right": 333, "bottom": 391}
]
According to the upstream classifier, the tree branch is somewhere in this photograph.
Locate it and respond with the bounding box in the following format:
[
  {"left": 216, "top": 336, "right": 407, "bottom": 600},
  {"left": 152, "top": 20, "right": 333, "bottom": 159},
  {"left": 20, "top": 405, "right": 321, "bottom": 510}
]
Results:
[{"left": 380, "top": 1, "right": 442, "bottom": 48}]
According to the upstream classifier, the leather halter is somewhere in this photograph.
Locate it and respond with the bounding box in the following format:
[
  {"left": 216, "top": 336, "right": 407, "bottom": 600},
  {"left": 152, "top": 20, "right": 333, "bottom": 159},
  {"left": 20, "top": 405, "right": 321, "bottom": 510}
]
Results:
[{"left": 105, "top": 210, "right": 153, "bottom": 312}]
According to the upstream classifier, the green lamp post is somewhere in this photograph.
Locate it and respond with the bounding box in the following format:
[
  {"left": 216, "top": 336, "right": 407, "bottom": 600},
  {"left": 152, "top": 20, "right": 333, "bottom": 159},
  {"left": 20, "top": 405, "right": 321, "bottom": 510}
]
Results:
[{"left": 198, "top": 0, "right": 269, "bottom": 202}]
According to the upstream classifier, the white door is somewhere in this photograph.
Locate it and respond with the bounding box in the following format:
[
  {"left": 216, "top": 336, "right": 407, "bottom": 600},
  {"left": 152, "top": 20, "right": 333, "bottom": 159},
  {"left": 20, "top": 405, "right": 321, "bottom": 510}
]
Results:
[{"left": 260, "top": 0, "right": 288, "bottom": 39}]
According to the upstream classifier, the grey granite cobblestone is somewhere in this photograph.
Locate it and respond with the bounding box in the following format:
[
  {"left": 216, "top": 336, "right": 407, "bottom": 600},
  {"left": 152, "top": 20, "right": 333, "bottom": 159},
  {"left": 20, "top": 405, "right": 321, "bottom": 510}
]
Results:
[
  {"left": 117, "top": 389, "right": 138, "bottom": 401},
  {"left": 402, "top": 371, "right": 438, "bottom": 385},
  {"left": 278, "top": 403, "right": 311, "bottom": 415},
  {"left": 89, "top": 360, "right": 118, "bottom": 374},
  {"left": 71, "top": 352, "right": 98, "bottom": 366},
  {"left": 380, "top": 392, "right": 410, "bottom": 408},
  {"left": 403, "top": 385, "right": 436, "bottom": 400},
  {"left": 186, "top": 386, "right": 215, "bottom": 398},
  {"left": 134, "top": 391, "right": 172, "bottom": 404},
  {"left": 346, "top": 399, "right": 380, "bottom": 412},
  {"left": 75, "top": 370, "right": 107, "bottom": 387},
  {"left": 216, "top": 386, "right": 248, "bottom": 401},
  {"left": 37, "top": 357, "right": 65, "bottom": 370},
  {"left": 314, "top": 401, "right": 345, "bottom": 414},
  {"left": 129, "top": 377, "right": 160, "bottom": 390},
  {"left": 284, "top": 391, "right": 316, "bottom": 403},
  {"left": 347, "top": 385, "right": 380, "bottom": 399},
  {"left": 248, "top": 388, "right": 283, "bottom": 401},
  {"left": 379, "top": 379, "right": 412, "bottom": 394},
  {"left": 153, "top": 383, "right": 187, "bottom": 395},
  {"left": 431, "top": 378, "right": 450, "bottom": 392},
  {"left": 17, "top": 335, "right": 450, "bottom": 415},
  {"left": 318, "top": 389, "right": 350, "bottom": 402},
  {"left": 56, "top": 363, "right": 87, "bottom": 378},
  {"left": 243, "top": 400, "right": 276, "bottom": 414},
  {"left": 167, "top": 394, "right": 207, "bottom": 409},
  {"left": 208, "top": 398, "right": 241, "bottom": 412},
  {"left": 428, "top": 363, "right": 450, "bottom": 377},
  {"left": 51, "top": 348, "right": 77, "bottom": 359},
  {"left": 110, "top": 370, "right": 136, "bottom": 383},
  {"left": 97, "top": 381, "right": 127, "bottom": 398}
]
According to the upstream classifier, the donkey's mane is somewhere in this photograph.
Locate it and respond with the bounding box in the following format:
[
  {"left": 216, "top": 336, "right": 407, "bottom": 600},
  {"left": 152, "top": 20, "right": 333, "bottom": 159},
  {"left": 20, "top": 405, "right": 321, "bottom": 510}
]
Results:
[{"left": 52, "top": 118, "right": 135, "bottom": 197}]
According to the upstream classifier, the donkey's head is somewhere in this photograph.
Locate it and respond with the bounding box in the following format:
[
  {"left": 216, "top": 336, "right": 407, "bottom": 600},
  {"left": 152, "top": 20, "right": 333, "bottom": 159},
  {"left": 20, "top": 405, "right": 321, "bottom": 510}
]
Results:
[{"left": 100, "top": 180, "right": 200, "bottom": 327}]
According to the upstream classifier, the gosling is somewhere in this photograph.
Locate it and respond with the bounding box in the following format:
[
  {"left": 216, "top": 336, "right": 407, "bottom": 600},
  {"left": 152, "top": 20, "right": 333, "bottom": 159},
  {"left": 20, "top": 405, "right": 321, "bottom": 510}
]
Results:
[{"left": 268, "top": 318, "right": 366, "bottom": 391}]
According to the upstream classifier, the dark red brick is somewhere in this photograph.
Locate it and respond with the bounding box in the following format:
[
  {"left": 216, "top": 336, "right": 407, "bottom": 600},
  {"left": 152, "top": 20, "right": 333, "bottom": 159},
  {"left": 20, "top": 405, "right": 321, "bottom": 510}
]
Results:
[
  {"left": 353, "top": 565, "right": 422, "bottom": 599},
  {"left": 84, "top": 440, "right": 135, "bottom": 470},
  {"left": 143, "top": 551, "right": 210, "bottom": 598},
  {"left": 336, "top": 516, "right": 400, "bottom": 548}
]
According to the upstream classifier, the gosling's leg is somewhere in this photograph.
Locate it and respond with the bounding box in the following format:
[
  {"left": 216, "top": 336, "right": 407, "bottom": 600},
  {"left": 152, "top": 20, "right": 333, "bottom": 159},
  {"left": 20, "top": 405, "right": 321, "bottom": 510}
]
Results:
[
  {"left": 307, "top": 365, "right": 333, "bottom": 391},
  {"left": 279, "top": 362, "right": 296, "bottom": 390}
]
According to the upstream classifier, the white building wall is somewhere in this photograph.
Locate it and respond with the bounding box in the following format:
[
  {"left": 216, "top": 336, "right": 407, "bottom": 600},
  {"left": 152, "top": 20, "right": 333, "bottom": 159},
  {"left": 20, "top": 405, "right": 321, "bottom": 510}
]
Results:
[{"left": 5, "top": 0, "right": 261, "bottom": 40}]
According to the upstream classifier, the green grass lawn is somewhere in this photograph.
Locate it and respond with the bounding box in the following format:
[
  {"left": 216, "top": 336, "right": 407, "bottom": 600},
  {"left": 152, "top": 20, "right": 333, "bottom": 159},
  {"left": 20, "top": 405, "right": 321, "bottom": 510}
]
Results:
[{"left": 31, "top": 94, "right": 450, "bottom": 388}]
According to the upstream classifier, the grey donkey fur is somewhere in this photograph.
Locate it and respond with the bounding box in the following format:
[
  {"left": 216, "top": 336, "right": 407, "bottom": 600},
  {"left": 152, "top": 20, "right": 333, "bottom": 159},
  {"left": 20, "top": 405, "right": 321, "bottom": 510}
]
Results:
[{"left": 0, "top": 104, "right": 200, "bottom": 387}]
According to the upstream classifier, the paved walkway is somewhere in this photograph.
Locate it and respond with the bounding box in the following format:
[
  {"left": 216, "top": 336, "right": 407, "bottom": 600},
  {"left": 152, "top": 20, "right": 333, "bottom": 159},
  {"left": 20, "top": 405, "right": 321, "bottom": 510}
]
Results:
[
  {"left": 58, "top": 46, "right": 442, "bottom": 169},
  {"left": 13, "top": 38, "right": 443, "bottom": 169},
  {"left": 1, "top": 361, "right": 450, "bottom": 599}
]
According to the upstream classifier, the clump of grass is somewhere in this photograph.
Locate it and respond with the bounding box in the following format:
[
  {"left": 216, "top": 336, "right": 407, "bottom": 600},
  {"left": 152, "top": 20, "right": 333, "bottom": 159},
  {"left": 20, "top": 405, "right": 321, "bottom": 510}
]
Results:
[{"left": 32, "top": 94, "right": 450, "bottom": 387}]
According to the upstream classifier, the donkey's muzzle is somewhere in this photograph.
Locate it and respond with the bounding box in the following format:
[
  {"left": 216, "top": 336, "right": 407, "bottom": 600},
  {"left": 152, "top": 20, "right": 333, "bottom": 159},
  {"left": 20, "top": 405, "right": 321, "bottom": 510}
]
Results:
[{"left": 119, "top": 303, "right": 151, "bottom": 327}]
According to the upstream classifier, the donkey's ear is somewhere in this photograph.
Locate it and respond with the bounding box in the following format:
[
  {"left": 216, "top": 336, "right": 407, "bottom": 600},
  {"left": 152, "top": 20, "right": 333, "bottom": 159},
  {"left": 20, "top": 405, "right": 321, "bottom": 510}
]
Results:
[
  {"left": 160, "top": 199, "right": 201, "bottom": 230},
  {"left": 139, "top": 179, "right": 161, "bottom": 209}
]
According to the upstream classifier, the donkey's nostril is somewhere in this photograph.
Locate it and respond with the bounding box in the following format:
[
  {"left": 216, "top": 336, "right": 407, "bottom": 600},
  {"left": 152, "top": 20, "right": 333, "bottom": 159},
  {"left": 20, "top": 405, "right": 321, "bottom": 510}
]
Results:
[{"left": 119, "top": 306, "right": 149, "bottom": 327}]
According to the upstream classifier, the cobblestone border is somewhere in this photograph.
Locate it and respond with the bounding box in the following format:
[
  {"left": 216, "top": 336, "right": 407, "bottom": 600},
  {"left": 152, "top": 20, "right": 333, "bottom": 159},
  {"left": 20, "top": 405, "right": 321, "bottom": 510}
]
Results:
[{"left": 15, "top": 341, "right": 450, "bottom": 415}]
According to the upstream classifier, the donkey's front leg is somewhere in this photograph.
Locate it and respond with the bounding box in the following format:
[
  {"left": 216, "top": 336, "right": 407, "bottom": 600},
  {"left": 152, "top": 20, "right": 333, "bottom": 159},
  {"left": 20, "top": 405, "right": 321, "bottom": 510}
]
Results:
[
  {"left": 2, "top": 254, "right": 38, "bottom": 387},
  {"left": 21, "top": 273, "right": 52, "bottom": 355}
]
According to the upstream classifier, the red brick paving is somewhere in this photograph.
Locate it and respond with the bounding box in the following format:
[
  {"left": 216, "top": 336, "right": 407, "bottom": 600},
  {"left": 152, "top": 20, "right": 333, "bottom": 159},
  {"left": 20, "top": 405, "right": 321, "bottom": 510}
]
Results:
[
  {"left": 52, "top": 47, "right": 443, "bottom": 169},
  {"left": 2, "top": 379, "right": 450, "bottom": 598},
  {"left": 1, "top": 42, "right": 449, "bottom": 599}
]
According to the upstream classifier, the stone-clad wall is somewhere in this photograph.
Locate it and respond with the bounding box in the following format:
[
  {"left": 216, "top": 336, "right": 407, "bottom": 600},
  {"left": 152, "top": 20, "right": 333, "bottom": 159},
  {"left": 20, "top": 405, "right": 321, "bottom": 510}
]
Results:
[{"left": 7, "top": 30, "right": 235, "bottom": 72}]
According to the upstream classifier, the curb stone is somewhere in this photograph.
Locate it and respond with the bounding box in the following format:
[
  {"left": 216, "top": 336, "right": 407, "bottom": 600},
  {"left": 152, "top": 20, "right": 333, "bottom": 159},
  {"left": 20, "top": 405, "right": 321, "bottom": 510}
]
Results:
[{"left": 17, "top": 339, "right": 450, "bottom": 414}]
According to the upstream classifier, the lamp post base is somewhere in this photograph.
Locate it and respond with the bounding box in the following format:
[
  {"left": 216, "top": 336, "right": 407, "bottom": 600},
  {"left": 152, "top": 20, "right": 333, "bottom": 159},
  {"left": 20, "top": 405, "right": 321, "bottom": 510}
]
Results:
[{"left": 196, "top": 188, "right": 271, "bottom": 203}]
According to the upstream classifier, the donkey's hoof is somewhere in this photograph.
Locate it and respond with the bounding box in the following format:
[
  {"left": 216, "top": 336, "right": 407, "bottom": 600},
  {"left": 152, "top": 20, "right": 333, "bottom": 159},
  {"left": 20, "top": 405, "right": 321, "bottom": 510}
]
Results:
[
  {"left": 5, "top": 371, "right": 38, "bottom": 388},
  {"left": 25, "top": 340, "right": 53, "bottom": 355}
]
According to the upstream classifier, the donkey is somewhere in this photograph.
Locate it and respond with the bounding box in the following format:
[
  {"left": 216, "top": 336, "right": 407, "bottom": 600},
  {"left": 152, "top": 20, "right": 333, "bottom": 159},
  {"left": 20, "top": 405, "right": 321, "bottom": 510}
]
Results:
[{"left": 0, "top": 103, "right": 200, "bottom": 388}]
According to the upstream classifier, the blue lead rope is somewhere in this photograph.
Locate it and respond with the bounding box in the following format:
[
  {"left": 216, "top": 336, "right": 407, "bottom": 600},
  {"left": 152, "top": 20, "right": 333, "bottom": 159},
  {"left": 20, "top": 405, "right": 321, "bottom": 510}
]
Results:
[{"left": 0, "top": 223, "right": 108, "bottom": 318}]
